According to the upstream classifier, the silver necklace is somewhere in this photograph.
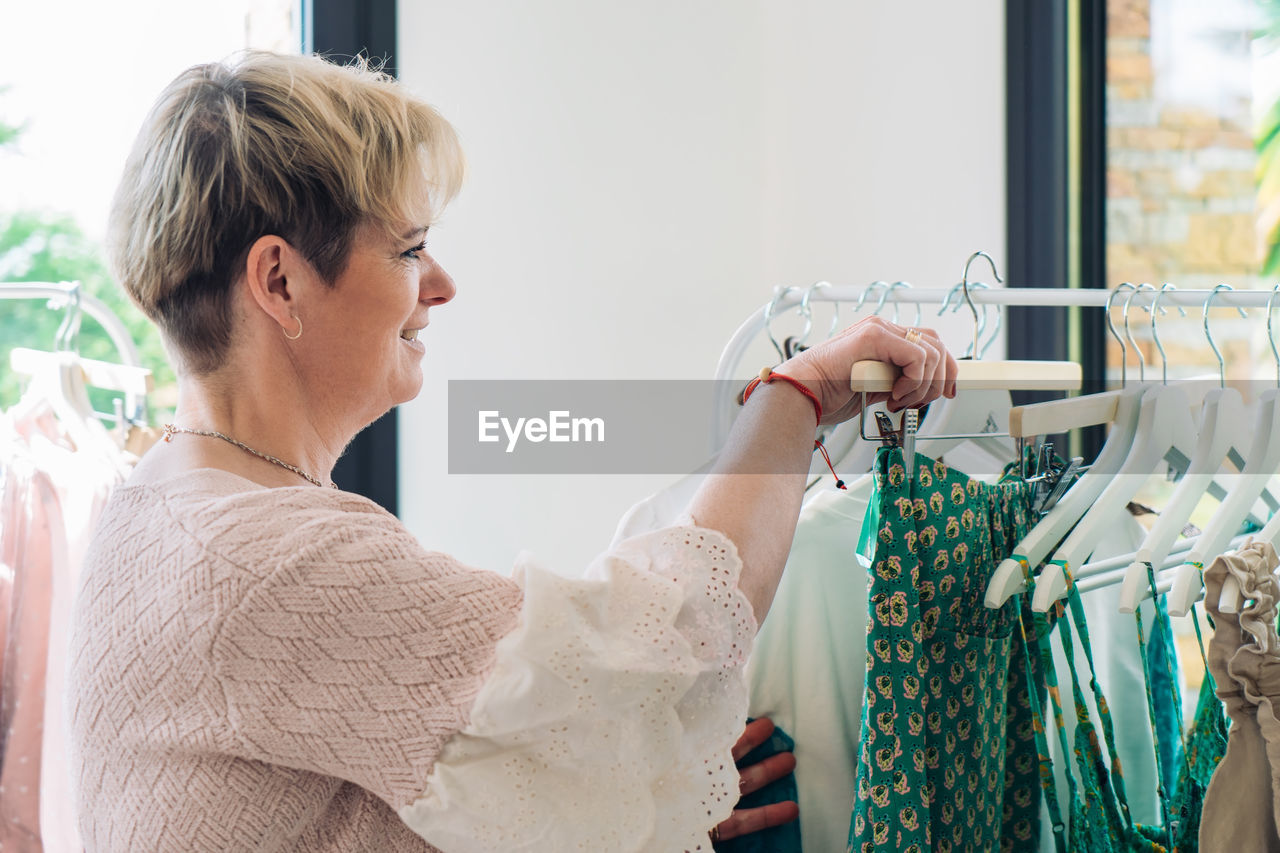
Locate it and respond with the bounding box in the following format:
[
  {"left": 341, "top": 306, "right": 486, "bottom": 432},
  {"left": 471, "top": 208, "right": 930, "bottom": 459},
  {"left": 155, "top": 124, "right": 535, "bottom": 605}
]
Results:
[{"left": 162, "top": 424, "right": 337, "bottom": 489}]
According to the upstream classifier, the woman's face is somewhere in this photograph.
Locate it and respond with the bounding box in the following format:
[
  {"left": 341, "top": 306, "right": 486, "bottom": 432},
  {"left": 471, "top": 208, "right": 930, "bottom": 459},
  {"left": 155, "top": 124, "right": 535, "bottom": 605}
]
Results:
[{"left": 301, "top": 220, "right": 454, "bottom": 423}]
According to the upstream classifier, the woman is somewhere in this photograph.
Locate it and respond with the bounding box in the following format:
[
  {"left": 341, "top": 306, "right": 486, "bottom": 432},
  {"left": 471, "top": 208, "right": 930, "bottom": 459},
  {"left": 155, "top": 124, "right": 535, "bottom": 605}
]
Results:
[{"left": 67, "top": 51, "right": 956, "bottom": 851}]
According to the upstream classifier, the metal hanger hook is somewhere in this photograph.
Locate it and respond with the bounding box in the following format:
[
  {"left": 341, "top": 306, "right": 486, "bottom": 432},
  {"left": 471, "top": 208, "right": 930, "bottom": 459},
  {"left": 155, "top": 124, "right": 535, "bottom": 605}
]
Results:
[
  {"left": 763, "top": 285, "right": 801, "bottom": 363},
  {"left": 1122, "top": 283, "right": 1155, "bottom": 383},
  {"left": 1267, "top": 283, "right": 1280, "bottom": 388},
  {"left": 854, "top": 280, "right": 891, "bottom": 316},
  {"left": 790, "top": 281, "right": 821, "bottom": 347},
  {"left": 1150, "top": 283, "right": 1186, "bottom": 385},
  {"left": 797, "top": 281, "right": 834, "bottom": 346},
  {"left": 961, "top": 251, "right": 1004, "bottom": 362},
  {"left": 951, "top": 281, "right": 992, "bottom": 358},
  {"left": 54, "top": 280, "right": 83, "bottom": 354},
  {"left": 979, "top": 292, "right": 1003, "bottom": 359},
  {"left": 888, "top": 281, "right": 921, "bottom": 326},
  {"left": 1204, "top": 283, "right": 1247, "bottom": 390},
  {"left": 1105, "top": 282, "right": 1137, "bottom": 388},
  {"left": 872, "top": 282, "right": 893, "bottom": 316},
  {"left": 936, "top": 282, "right": 963, "bottom": 316}
]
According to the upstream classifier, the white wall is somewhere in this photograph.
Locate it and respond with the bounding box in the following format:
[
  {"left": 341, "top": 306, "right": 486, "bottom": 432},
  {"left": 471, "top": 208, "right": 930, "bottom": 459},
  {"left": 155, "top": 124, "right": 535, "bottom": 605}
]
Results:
[{"left": 397, "top": 0, "right": 1006, "bottom": 574}]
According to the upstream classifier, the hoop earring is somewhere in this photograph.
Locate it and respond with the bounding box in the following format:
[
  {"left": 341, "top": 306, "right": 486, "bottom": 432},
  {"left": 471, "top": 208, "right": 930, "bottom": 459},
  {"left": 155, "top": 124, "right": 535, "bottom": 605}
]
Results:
[{"left": 283, "top": 316, "right": 303, "bottom": 341}]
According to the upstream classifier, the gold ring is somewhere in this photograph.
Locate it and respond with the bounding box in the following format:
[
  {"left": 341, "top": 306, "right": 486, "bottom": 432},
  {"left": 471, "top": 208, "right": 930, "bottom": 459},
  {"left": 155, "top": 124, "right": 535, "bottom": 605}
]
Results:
[{"left": 905, "top": 328, "right": 923, "bottom": 345}]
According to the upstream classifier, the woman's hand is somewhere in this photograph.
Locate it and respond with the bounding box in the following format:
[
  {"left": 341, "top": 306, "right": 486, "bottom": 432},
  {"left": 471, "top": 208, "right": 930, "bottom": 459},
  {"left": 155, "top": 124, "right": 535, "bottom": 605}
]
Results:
[
  {"left": 711, "top": 717, "right": 799, "bottom": 845},
  {"left": 690, "top": 316, "right": 958, "bottom": 624},
  {"left": 776, "top": 315, "right": 957, "bottom": 426}
]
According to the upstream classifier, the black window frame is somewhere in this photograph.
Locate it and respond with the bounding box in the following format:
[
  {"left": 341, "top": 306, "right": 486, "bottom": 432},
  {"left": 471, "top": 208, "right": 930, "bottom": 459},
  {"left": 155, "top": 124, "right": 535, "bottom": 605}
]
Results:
[
  {"left": 1006, "top": 0, "right": 1108, "bottom": 459},
  {"left": 302, "top": 0, "right": 400, "bottom": 514}
]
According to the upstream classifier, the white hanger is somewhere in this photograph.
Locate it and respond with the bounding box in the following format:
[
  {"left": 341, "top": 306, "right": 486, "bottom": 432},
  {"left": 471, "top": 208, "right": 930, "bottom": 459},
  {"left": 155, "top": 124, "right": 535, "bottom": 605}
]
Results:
[
  {"left": 1118, "top": 285, "right": 1254, "bottom": 612},
  {"left": 984, "top": 283, "right": 1148, "bottom": 608},
  {"left": 1031, "top": 382, "right": 1196, "bottom": 611},
  {"left": 1167, "top": 285, "right": 1280, "bottom": 616},
  {"left": 1258, "top": 287, "right": 1280, "bottom": 553},
  {"left": 1256, "top": 494, "right": 1280, "bottom": 552},
  {"left": 1215, "top": 284, "right": 1280, "bottom": 614},
  {"left": 9, "top": 348, "right": 152, "bottom": 402},
  {"left": 1074, "top": 529, "right": 1255, "bottom": 597},
  {"left": 997, "top": 283, "right": 1251, "bottom": 611},
  {"left": 984, "top": 392, "right": 1142, "bottom": 607},
  {"left": 9, "top": 350, "right": 126, "bottom": 463},
  {"left": 6, "top": 291, "right": 151, "bottom": 470}
]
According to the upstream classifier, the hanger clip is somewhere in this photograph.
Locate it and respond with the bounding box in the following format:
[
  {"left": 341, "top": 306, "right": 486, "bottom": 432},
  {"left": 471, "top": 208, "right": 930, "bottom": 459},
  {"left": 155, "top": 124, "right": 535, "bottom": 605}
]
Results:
[
  {"left": 1030, "top": 451, "right": 1083, "bottom": 517},
  {"left": 873, "top": 411, "right": 901, "bottom": 447}
]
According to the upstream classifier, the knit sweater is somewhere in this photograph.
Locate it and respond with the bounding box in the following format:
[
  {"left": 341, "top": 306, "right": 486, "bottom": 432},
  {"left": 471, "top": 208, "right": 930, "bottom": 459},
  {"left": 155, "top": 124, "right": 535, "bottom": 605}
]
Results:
[{"left": 67, "top": 469, "right": 753, "bottom": 852}]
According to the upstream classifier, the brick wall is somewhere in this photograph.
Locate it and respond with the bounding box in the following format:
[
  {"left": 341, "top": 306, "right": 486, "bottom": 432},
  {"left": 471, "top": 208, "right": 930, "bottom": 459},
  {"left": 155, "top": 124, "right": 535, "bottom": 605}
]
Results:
[{"left": 1104, "top": 0, "right": 1266, "bottom": 385}]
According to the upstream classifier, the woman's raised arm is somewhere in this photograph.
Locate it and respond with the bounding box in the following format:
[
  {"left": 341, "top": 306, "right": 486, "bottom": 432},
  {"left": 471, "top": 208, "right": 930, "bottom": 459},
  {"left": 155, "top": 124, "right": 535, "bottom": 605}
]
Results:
[{"left": 687, "top": 316, "right": 957, "bottom": 623}]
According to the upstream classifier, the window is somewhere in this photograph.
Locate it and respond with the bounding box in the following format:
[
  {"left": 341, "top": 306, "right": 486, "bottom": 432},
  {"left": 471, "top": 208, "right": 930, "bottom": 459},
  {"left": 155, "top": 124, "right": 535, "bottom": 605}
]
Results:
[
  {"left": 1105, "top": 0, "right": 1277, "bottom": 386},
  {"left": 0, "top": 1, "right": 298, "bottom": 417}
]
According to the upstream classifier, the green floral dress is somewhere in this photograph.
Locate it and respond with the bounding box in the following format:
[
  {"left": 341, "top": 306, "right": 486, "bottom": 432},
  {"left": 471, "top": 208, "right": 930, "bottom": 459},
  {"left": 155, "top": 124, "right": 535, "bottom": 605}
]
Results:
[
  {"left": 1134, "top": 563, "right": 1227, "bottom": 853},
  {"left": 847, "top": 448, "right": 1043, "bottom": 852},
  {"left": 1017, "top": 557, "right": 1224, "bottom": 853},
  {"left": 1021, "top": 580, "right": 1163, "bottom": 853}
]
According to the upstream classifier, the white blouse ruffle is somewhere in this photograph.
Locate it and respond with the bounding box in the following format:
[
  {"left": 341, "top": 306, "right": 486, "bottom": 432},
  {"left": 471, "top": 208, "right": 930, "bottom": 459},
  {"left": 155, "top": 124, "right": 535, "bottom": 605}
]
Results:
[{"left": 399, "top": 523, "right": 755, "bottom": 852}]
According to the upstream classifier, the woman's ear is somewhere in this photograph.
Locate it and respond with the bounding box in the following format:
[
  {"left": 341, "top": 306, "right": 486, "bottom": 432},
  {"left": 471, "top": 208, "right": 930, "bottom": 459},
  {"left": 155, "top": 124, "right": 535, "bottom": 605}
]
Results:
[{"left": 243, "top": 234, "right": 308, "bottom": 334}]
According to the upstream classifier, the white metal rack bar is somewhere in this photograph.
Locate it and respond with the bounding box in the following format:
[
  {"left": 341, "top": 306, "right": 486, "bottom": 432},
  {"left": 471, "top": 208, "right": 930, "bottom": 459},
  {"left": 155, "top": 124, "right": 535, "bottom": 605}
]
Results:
[
  {"left": 718, "top": 285, "right": 1280, "bottom": 380},
  {"left": 1, "top": 281, "right": 142, "bottom": 368},
  {"left": 713, "top": 284, "right": 1280, "bottom": 448}
]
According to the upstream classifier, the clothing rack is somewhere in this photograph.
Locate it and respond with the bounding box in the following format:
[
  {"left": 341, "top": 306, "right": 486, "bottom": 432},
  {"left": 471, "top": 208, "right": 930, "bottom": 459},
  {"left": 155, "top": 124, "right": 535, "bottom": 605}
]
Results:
[
  {"left": 714, "top": 284, "right": 1279, "bottom": 447},
  {"left": 1, "top": 281, "right": 142, "bottom": 369}
]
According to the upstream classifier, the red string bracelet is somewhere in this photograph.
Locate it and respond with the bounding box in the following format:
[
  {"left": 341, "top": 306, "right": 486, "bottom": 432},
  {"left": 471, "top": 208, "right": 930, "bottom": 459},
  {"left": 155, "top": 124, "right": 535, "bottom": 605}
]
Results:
[
  {"left": 741, "top": 367, "right": 822, "bottom": 424},
  {"left": 740, "top": 367, "right": 847, "bottom": 490}
]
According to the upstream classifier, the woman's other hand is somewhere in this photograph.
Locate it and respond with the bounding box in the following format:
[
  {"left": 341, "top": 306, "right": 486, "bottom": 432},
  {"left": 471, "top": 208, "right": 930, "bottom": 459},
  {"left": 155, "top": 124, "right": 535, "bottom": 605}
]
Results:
[
  {"left": 777, "top": 315, "right": 958, "bottom": 426},
  {"left": 711, "top": 716, "right": 799, "bottom": 845}
]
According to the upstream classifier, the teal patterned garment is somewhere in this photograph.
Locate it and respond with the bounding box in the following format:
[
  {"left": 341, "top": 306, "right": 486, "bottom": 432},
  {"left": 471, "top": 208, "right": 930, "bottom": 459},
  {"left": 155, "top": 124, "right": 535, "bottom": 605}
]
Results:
[
  {"left": 1169, "top": 674, "right": 1226, "bottom": 853},
  {"left": 1013, "top": 558, "right": 1213, "bottom": 850},
  {"left": 1038, "top": 586, "right": 1163, "bottom": 852},
  {"left": 1144, "top": 586, "right": 1186, "bottom": 804},
  {"left": 848, "top": 448, "right": 1043, "bottom": 853},
  {"left": 1165, "top": 604, "right": 1229, "bottom": 853},
  {"left": 1125, "top": 564, "right": 1228, "bottom": 853},
  {"left": 1134, "top": 563, "right": 1191, "bottom": 851},
  {"left": 718, "top": 721, "right": 802, "bottom": 853}
]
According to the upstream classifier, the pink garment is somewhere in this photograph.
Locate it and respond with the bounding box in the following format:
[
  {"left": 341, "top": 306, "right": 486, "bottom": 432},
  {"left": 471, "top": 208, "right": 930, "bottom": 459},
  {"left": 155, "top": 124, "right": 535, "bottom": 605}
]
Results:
[
  {"left": 1, "top": 433, "right": 69, "bottom": 853},
  {"left": 27, "top": 440, "right": 115, "bottom": 853},
  {"left": 68, "top": 469, "right": 524, "bottom": 851},
  {"left": 1200, "top": 539, "right": 1280, "bottom": 852},
  {"left": 1, "top": 405, "right": 119, "bottom": 853}
]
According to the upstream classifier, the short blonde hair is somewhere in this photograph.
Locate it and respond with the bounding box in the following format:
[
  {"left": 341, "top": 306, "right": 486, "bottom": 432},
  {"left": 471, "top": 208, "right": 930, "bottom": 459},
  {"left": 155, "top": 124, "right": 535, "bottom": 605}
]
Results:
[{"left": 108, "top": 51, "right": 464, "bottom": 374}]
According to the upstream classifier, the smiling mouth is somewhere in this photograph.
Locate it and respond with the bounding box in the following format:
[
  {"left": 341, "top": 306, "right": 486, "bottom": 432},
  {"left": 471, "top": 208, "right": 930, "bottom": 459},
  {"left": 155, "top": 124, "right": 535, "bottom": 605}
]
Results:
[{"left": 400, "top": 328, "right": 421, "bottom": 342}]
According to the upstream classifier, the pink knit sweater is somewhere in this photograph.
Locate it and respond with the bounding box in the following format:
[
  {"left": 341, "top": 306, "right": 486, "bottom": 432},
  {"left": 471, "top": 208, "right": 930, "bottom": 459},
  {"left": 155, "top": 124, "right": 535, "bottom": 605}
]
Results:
[
  {"left": 67, "top": 470, "right": 523, "bottom": 851},
  {"left": 67, "top": 469, "right": 754, "bottom": 852}
]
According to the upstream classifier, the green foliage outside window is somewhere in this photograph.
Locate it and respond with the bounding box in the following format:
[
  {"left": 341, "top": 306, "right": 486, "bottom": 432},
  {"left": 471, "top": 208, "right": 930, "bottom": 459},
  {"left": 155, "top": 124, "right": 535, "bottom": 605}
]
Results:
[
  {"left": 0, "top": 108, "right": 176, "bottom": 419},
  {"left": 1260, "top": 0, "right": 1280, "bottom": 277}
]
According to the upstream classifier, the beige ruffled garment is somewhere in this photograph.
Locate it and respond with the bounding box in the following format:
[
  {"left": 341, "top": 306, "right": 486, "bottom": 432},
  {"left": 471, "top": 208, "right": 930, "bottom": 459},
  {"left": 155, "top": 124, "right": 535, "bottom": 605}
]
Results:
[{"left": 1200, "top": 539, "right": 1280, "bottom": 852}]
